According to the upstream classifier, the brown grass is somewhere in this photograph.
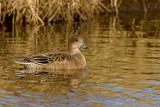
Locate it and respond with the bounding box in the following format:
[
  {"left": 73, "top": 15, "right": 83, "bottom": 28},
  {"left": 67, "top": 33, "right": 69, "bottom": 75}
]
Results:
[
  {"left": 0, "top": 0, "right": 111, "bottom": 25},
  {"left": 0, "top": 0, "right": 152, "bottom": 25}
]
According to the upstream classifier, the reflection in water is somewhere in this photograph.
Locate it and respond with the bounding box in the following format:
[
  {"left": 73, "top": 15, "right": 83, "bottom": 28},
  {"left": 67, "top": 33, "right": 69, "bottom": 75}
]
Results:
[
  {"left": 15, "top": 69, "right": 86, "bottom": 92},
  {"left": 0, "top": 13, "right": 160, "bottom": 106},
  {"left": 0, "top": 69, "right": 86, "bottom": 106}
]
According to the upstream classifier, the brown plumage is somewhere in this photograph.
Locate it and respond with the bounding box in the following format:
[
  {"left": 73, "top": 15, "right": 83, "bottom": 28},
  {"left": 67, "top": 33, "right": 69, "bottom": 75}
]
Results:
[{"left": 14, "top": 36, "right": 88, "bottom": 69}]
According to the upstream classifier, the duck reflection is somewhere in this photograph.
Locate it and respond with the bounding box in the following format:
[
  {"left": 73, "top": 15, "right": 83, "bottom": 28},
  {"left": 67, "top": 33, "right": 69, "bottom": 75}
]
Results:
[{"left": 15, "top": 68, "right": 86, "bottom": 92}]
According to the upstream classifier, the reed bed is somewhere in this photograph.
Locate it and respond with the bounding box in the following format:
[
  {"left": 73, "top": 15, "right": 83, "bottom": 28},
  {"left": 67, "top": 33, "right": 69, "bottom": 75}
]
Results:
[
  {"left": 0, "top": 0, "right": 158, "bottom": 25},
  {"left": 0, "top": 0, "right": 111, "bottom": 25}
]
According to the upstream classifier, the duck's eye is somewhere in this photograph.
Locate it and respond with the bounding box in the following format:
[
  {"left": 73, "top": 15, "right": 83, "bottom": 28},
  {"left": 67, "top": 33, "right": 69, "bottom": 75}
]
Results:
[{"left": 75, "top": 39, "right": 78, "bottom": 42}]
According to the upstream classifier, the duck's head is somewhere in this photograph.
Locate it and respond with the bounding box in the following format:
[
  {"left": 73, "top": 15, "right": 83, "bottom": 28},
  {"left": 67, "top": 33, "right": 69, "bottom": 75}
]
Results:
[{"left": 68, "top": 36, "right": 88, "bottom": 51}]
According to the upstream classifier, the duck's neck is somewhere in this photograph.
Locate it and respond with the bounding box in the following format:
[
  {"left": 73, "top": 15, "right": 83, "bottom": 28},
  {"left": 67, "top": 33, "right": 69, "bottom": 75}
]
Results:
[{"left": 68, "top": 48, "right": 86, "bottom": 67}]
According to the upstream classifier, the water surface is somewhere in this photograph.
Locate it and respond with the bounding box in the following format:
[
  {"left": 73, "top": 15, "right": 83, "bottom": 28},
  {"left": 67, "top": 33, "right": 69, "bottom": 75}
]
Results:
[{"left": 0, "top": 13, "right": 160, "bottom": 106}]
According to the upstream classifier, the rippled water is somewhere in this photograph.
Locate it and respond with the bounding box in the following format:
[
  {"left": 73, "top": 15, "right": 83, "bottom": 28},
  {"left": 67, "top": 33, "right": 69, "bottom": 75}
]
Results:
[{"left": 0, "top": 13, "right": 160, "bottom": 106}]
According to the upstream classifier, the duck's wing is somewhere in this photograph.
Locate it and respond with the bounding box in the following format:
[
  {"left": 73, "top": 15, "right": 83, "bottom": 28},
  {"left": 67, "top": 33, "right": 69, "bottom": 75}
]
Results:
[{"left": 15, "top": 52, "right": 74, "bottom": 65}]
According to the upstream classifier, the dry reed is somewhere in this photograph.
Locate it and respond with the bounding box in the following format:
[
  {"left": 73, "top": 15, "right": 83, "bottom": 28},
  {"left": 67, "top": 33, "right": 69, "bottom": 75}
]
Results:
[
  {"left": 0, "top": 0, "right": 111, "bottom": 25},
  {"left": 0, "top": 0, "right": 151, "bottom": 25}
]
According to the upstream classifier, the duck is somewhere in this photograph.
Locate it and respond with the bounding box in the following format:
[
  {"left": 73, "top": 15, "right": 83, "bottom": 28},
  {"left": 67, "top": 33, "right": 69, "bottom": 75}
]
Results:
[{"left": 14, "top": 35, "right": 88, "bottom": 69}]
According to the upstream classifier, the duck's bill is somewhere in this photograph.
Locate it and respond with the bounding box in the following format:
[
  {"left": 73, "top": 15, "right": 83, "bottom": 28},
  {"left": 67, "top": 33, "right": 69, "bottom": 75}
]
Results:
[{"left": 81, "top": 44, "right": 88, "bottom": 49}]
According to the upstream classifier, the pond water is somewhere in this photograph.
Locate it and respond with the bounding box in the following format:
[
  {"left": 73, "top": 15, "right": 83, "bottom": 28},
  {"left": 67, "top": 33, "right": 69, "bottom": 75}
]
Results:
[{"left": 0, "top": 13, "right": 160, "bottom": 106}]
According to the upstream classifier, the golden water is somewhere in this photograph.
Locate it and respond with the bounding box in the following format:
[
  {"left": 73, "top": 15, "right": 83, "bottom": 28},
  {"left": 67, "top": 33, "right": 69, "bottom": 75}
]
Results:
[{"left": 0, "top": 13, "right": 160, "bottom": 106}]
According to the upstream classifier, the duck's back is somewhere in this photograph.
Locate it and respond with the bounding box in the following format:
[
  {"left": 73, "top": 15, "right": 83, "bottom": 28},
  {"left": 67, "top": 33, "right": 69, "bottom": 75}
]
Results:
[{"left": 14, "top": 52, "right": 83, "bottom": 69}]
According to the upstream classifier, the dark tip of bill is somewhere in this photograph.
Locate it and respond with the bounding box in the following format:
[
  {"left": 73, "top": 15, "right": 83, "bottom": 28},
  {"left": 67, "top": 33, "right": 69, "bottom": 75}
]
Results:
[{"left": 85, "top": 47, "right": 88, "bottom": 49}]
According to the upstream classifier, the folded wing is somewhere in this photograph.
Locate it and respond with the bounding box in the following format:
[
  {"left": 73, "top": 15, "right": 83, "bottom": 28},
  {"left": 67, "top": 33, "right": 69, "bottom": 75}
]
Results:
[{"left": 15, "top": 52, "right": 74, "bottom": 65}]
